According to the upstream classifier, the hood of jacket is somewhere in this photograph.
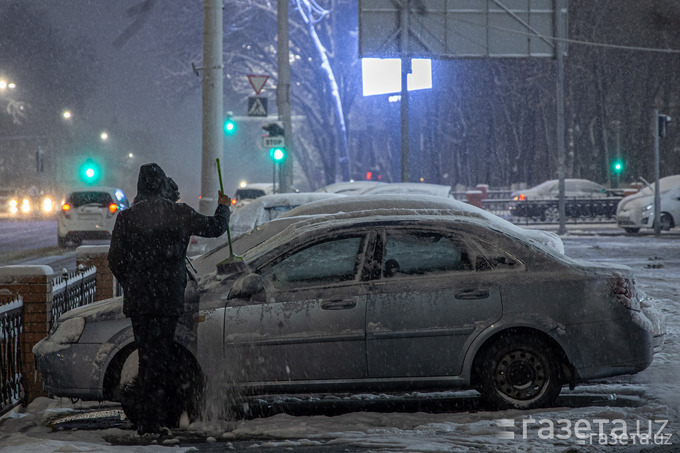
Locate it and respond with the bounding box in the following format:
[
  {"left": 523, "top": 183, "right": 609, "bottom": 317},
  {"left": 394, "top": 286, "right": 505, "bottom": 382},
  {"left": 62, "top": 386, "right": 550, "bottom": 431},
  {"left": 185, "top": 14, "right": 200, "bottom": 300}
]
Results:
[{"left": 135, "top": 163, "right": 168, "bottom": 203}]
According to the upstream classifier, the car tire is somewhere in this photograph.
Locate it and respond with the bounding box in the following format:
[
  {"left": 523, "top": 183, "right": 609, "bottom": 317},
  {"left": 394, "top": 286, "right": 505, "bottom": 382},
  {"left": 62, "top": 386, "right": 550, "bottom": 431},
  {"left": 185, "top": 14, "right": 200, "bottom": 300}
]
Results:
[
  {"left": 57, "top": 237, "right": 68, "bottom": 248},
  {"left": 119, "top": 348, "right": 204, "bottom": 427},
  {"left": 477, "top": 333, "right": 562, "bottom": 410},
  {"left": 543, "top": 206, "right": 559, "bottom": 223},
  {"left": 656, "top": 213, "right": 674, "bottom": 231},
  {"left": 624, "top": 227, "right": 640, "bottom": 234}
]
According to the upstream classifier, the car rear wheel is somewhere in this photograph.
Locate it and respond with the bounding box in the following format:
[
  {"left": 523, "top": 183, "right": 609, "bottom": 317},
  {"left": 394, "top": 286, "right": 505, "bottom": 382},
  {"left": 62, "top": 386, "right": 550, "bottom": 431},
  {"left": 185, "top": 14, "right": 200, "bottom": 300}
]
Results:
[{"left": 477, "top": 334, "right": 562, "bottom": 409}]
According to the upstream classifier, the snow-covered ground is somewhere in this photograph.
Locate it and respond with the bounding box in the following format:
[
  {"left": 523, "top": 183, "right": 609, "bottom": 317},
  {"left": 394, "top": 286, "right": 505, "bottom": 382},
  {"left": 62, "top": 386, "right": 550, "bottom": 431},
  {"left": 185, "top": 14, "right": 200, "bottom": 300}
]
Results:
[{"left": 1, "top": 233, "right": 679, "bottom": 452}]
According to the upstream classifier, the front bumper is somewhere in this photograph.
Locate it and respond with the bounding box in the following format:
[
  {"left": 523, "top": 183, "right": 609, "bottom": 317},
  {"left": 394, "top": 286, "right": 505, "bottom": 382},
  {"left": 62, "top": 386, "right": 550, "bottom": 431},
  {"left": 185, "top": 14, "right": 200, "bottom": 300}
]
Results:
[{"left": 33, "top": 339, "right": 105, "bottom": 400}]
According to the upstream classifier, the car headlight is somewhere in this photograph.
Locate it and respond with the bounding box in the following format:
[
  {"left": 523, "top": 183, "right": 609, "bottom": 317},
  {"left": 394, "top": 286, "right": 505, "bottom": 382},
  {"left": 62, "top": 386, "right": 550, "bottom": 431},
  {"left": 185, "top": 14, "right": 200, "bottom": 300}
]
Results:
[
  {"left": 50, "top": 317, "right": 86, "bottom": 344},
  {"left": 20, "top": 198, "right": 31, "bottom": 213},
  {"left": 642, "top": 204, "right": 653, "bottom": 212},
  {"left": 42, "top": 197, "right": 54, "bottom": 212}
]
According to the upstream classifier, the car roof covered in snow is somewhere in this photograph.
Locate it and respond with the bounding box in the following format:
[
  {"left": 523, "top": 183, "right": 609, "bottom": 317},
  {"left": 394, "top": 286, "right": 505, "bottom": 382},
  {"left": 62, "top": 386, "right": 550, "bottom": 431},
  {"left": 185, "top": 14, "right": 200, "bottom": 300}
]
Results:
[
  {"left": 316, "top": 181, "right": 387, "bottom": 195},
  {"left": 280, "top": 194, "right": 563, "bottom": 254},
  {"left": 359, "top": 182, "right": 453, "bottom": 198}
]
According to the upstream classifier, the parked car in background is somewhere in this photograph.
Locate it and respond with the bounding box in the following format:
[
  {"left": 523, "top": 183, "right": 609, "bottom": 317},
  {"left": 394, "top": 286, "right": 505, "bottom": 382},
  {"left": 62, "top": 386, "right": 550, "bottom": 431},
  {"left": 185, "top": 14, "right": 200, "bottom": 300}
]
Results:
[
  {"left": 232, "top": 182, "right": 277, "bottom": 208},
  {"left": 57, "top": 187, "right": 129, "bottom": 247},
  {"left": 360, "top": 182, "right": 454, "bottom": 198},
  {"left": 509, "top": 179, "right": 621, "bottom": 221},
  {"left": 616, "top": 174, "right": 680, "bottom": 233},
  {"left": 228, "top": 192, "right": 345, "bottom": 238},
  {"left": 34, "top": 207, "right": 665, "bottom": 424}
]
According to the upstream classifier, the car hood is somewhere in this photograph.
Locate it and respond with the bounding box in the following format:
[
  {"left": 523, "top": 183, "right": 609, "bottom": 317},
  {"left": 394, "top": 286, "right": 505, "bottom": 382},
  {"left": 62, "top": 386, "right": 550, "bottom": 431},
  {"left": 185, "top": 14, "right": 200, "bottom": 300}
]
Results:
[{"left": 617, "top": 193, "right": 653, "bottom": 211}]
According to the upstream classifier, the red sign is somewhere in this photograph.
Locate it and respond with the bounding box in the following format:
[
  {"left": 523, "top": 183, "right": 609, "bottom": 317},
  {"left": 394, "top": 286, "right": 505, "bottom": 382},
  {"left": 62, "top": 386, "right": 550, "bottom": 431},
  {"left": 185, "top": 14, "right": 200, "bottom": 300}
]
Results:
[{"left": 247, "top": 75, "right": 269, "bottom": 95}]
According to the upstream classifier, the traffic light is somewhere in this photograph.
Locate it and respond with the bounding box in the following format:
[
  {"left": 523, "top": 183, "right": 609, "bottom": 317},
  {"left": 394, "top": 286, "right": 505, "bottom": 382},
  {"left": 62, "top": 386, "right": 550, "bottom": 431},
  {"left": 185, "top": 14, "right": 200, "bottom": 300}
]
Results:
[
  {"left": 611, "top": 159, "right": 624, "bottom": 175},
  {"left": 79, "top": 159, "right": 101, "bottom": 184},
  {"left": 269, "top": 147, "right": 286, "bottom": 163},
  {"left": 223, "top": 116, "right": 237, "bottom": 135},
  {"left": 658, "top": 114, "right": 672, "bottom": 138}
]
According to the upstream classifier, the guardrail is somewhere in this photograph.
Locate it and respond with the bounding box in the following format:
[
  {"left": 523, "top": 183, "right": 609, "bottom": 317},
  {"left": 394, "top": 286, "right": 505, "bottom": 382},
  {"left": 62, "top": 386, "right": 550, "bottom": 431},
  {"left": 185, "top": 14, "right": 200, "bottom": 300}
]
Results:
[
  {"left": 51, "top": 265, "right": 97, "bottom": 330},
  {"left": 0, "top": 294, "right": 24, "bottom": 417},
  {"left": 482, "top": 198, "right": 622, "bottom": 224}
]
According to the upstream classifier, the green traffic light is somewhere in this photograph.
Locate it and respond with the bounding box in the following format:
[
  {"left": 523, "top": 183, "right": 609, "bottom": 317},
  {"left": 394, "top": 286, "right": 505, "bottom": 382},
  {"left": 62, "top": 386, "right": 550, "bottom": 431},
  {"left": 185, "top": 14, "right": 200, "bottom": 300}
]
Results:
[
  {"left": 79, "top": 159, "right": 101, "bottom": 184},
  {"left": 612, "top": 159, "right": 624, "bottom": 174},
  {"left": 223, "top": 118, "right": 236, "bottom": 135},
  {"left": 269, "top": 147, "right": 286, "bottom": 162}
]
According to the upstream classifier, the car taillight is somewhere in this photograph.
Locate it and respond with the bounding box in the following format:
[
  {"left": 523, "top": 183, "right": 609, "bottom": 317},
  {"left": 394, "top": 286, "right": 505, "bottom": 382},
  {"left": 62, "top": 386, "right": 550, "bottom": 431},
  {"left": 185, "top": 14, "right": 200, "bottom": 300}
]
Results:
[
  {"left": 108, "top": 203, "right": 118, "bottom": 214},
  {"left": 231, "top": 198, "right": 237, "bottom": 205},
  {"left": 610, "top": 274, "right": 640, "bottom": 310},
  {"left": 515, "top": 194, "right": 526, "bottom": 201},
  {"left": 61, "top": 203, "right": 71, "bottom": 219}
]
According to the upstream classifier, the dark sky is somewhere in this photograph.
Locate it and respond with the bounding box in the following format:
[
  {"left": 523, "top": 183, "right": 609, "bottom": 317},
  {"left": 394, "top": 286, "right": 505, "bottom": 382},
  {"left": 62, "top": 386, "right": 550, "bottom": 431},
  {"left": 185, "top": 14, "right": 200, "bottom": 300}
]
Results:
[{"left": 40, "top": 1, "right": 204, "bottom": 206}]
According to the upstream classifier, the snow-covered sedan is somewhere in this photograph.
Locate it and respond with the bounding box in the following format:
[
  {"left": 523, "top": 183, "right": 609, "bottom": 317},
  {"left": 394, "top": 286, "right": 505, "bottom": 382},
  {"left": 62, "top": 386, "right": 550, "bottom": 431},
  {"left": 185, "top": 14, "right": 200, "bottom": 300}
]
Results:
[{"left": 34, "top": 210, "right": 665, "bottom": 423}]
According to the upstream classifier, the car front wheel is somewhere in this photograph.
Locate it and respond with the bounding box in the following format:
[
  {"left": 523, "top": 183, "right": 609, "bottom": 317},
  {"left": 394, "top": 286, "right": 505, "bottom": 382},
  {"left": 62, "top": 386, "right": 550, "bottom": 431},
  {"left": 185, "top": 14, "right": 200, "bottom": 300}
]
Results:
[
  {"left": 119, "top": 348, "right": 204, "bottom": 428},
  {"left": 477, "top": 334, "right": 562, "bottom": 409},
  {"left": 624, "top": 227, "right": 640, "bottom": 234},
  {"left": 542, "top": 206, "right": 559, "bottom": 223}
]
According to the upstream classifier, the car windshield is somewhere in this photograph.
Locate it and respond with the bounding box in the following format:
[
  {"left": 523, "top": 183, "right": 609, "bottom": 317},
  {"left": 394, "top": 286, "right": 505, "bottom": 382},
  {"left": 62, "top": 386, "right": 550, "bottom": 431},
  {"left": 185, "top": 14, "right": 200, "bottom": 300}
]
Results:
[{"left": 68, "top": 192, "right": 113, "bottom": 207}]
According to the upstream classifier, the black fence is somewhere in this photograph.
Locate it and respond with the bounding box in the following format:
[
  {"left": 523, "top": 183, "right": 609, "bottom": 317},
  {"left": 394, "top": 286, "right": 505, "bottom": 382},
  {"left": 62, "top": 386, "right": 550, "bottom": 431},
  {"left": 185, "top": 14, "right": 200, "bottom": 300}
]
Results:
[
  {"left": 0, "top": 295, "right": 24, "bottom": 417},
  {"left": 51, "top": 265, "right": 97, "bottom": 329},
  {"left": 482, "top": 197, "right": 622, "bottom": 224}
]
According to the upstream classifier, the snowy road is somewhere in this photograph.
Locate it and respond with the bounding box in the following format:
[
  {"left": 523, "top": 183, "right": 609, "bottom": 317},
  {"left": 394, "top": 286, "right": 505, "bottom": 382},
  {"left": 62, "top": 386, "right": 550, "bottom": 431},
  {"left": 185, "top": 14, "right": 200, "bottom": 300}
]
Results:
[{"left": 1, "top": 233, "right": 679, "bottom": 452}]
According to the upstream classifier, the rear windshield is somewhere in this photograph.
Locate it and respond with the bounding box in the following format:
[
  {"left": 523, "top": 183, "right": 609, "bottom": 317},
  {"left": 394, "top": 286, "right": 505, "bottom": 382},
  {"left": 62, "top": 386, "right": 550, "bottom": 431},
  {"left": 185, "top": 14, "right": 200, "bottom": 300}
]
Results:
[
  {"left": 236, "top": 188, "right": 266, "bottom": 200},
  {"left": 68, "top": 192, "right": 113, "bottom": 207}
]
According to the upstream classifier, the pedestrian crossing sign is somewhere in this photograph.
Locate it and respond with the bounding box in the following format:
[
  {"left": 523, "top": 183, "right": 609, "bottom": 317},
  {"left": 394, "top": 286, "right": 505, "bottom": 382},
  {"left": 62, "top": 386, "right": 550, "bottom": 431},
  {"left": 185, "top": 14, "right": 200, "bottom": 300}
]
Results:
[{"left": 247, "top": 97, "right": 268, "bottom": 117}]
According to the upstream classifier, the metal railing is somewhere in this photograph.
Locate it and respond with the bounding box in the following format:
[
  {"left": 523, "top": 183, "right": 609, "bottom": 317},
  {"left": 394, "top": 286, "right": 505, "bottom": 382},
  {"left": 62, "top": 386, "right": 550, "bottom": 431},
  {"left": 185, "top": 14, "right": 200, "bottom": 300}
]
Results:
[
  {"left": 482, "top": 198, "right": 622, "bottom": 224},
  {"left": 0, "top": 295, "right": 24, "bottom": 416},
  {"left": 51, "top": 265, "right": 97, "bottom": 329}
]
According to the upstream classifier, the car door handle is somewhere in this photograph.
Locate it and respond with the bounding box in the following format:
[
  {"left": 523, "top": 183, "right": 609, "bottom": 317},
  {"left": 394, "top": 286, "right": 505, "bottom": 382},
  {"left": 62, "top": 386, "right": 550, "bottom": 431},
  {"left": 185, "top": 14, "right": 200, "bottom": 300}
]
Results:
[
  {"left": 321, "top": 300, "right": 357, "bottom": 310},
  {"left": 455, "top": 289, "right": 490, "bottom": 300}
]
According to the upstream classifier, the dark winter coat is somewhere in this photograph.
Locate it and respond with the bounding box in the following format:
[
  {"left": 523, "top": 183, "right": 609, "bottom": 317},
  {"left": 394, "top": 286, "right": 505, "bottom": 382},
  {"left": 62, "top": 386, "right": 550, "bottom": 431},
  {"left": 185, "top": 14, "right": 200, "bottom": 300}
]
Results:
[{"left": 108, "top": 164, "right": 229, "bottom": 316}]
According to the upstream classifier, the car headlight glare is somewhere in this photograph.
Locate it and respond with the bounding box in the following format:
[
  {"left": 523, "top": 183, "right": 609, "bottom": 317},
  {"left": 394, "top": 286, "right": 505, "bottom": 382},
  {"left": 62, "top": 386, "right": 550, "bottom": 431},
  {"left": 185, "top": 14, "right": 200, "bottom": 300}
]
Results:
[
  {"left": 642, "top": 204, "right": 653, "bottom": 212},
  {"left": 50, "top": 317, "right": 86, "bottom": 344},
  {"left": 42, "top": 197, "right": 54, "bottom": 212}
]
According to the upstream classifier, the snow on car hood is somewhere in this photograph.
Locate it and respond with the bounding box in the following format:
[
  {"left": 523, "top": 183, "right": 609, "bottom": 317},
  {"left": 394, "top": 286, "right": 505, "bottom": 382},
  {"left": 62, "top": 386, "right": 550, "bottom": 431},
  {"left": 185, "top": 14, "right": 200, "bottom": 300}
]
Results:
[{"left": 56, "top": 296, "right": 124, "bottom": 322}]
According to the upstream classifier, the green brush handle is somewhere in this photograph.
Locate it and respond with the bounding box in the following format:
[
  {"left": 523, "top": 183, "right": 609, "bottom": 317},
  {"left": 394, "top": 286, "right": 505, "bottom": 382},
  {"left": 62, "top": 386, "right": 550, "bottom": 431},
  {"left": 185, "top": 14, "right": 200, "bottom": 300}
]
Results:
[
  {"left": 216, "top": 158, "right": 225, "bottom": 193},
  {"left": 216, "top": 158, "right": 236, "bottom": 257}
]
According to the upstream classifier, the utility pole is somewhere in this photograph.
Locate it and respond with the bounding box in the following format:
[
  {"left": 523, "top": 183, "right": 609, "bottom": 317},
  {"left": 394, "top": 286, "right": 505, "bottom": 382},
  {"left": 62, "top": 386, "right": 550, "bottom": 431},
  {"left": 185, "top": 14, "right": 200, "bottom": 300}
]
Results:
[
  {"left": 199, "top": 0, "right": 223, "bottom": 215},
  {"left": 277, "top": 0, "right": 294, "bottom": 193},
  {"left": 555, "top": 0, "right": 567, "bottom": 235},
  {"left": 399, "top": 0, "right": 411, "bottom": 183}
]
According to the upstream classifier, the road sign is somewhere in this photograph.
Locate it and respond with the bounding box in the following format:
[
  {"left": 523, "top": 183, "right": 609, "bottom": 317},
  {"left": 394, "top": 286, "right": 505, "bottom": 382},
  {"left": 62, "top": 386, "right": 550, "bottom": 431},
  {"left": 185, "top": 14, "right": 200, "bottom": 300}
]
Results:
[
  {"left": 263, "top": 136, "right": 285, "bottom": 148},
  {"left": 248, "top": 97, "right": 268, "bottom": 117},
  {"left": 247, "top": 75, "right": 269, "bottom": 95}
]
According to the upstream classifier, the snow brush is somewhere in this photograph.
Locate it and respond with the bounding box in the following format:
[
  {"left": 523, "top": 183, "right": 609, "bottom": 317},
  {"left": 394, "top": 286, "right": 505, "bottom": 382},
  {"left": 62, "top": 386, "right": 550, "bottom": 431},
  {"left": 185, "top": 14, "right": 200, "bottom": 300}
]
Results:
[{"left": 215, "top": 158, "right": 247, "bottom": 275}]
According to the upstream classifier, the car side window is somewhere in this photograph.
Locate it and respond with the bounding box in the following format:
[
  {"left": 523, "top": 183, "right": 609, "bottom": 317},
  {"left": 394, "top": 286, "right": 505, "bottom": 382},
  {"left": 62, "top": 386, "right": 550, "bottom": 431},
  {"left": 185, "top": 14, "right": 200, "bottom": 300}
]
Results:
[
  {"left": 382, "top": 232, "right": 473, "bottom": 278},
  {"left": 263, "top": 236, "right": 365, "bottom": 287}
]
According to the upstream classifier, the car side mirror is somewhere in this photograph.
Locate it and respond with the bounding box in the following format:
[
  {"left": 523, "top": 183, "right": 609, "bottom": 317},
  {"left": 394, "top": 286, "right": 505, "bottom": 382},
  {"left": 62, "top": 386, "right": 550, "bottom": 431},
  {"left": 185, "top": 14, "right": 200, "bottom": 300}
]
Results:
[{"left": 227, "top": 273, "right": 264, "bottom": 300}]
